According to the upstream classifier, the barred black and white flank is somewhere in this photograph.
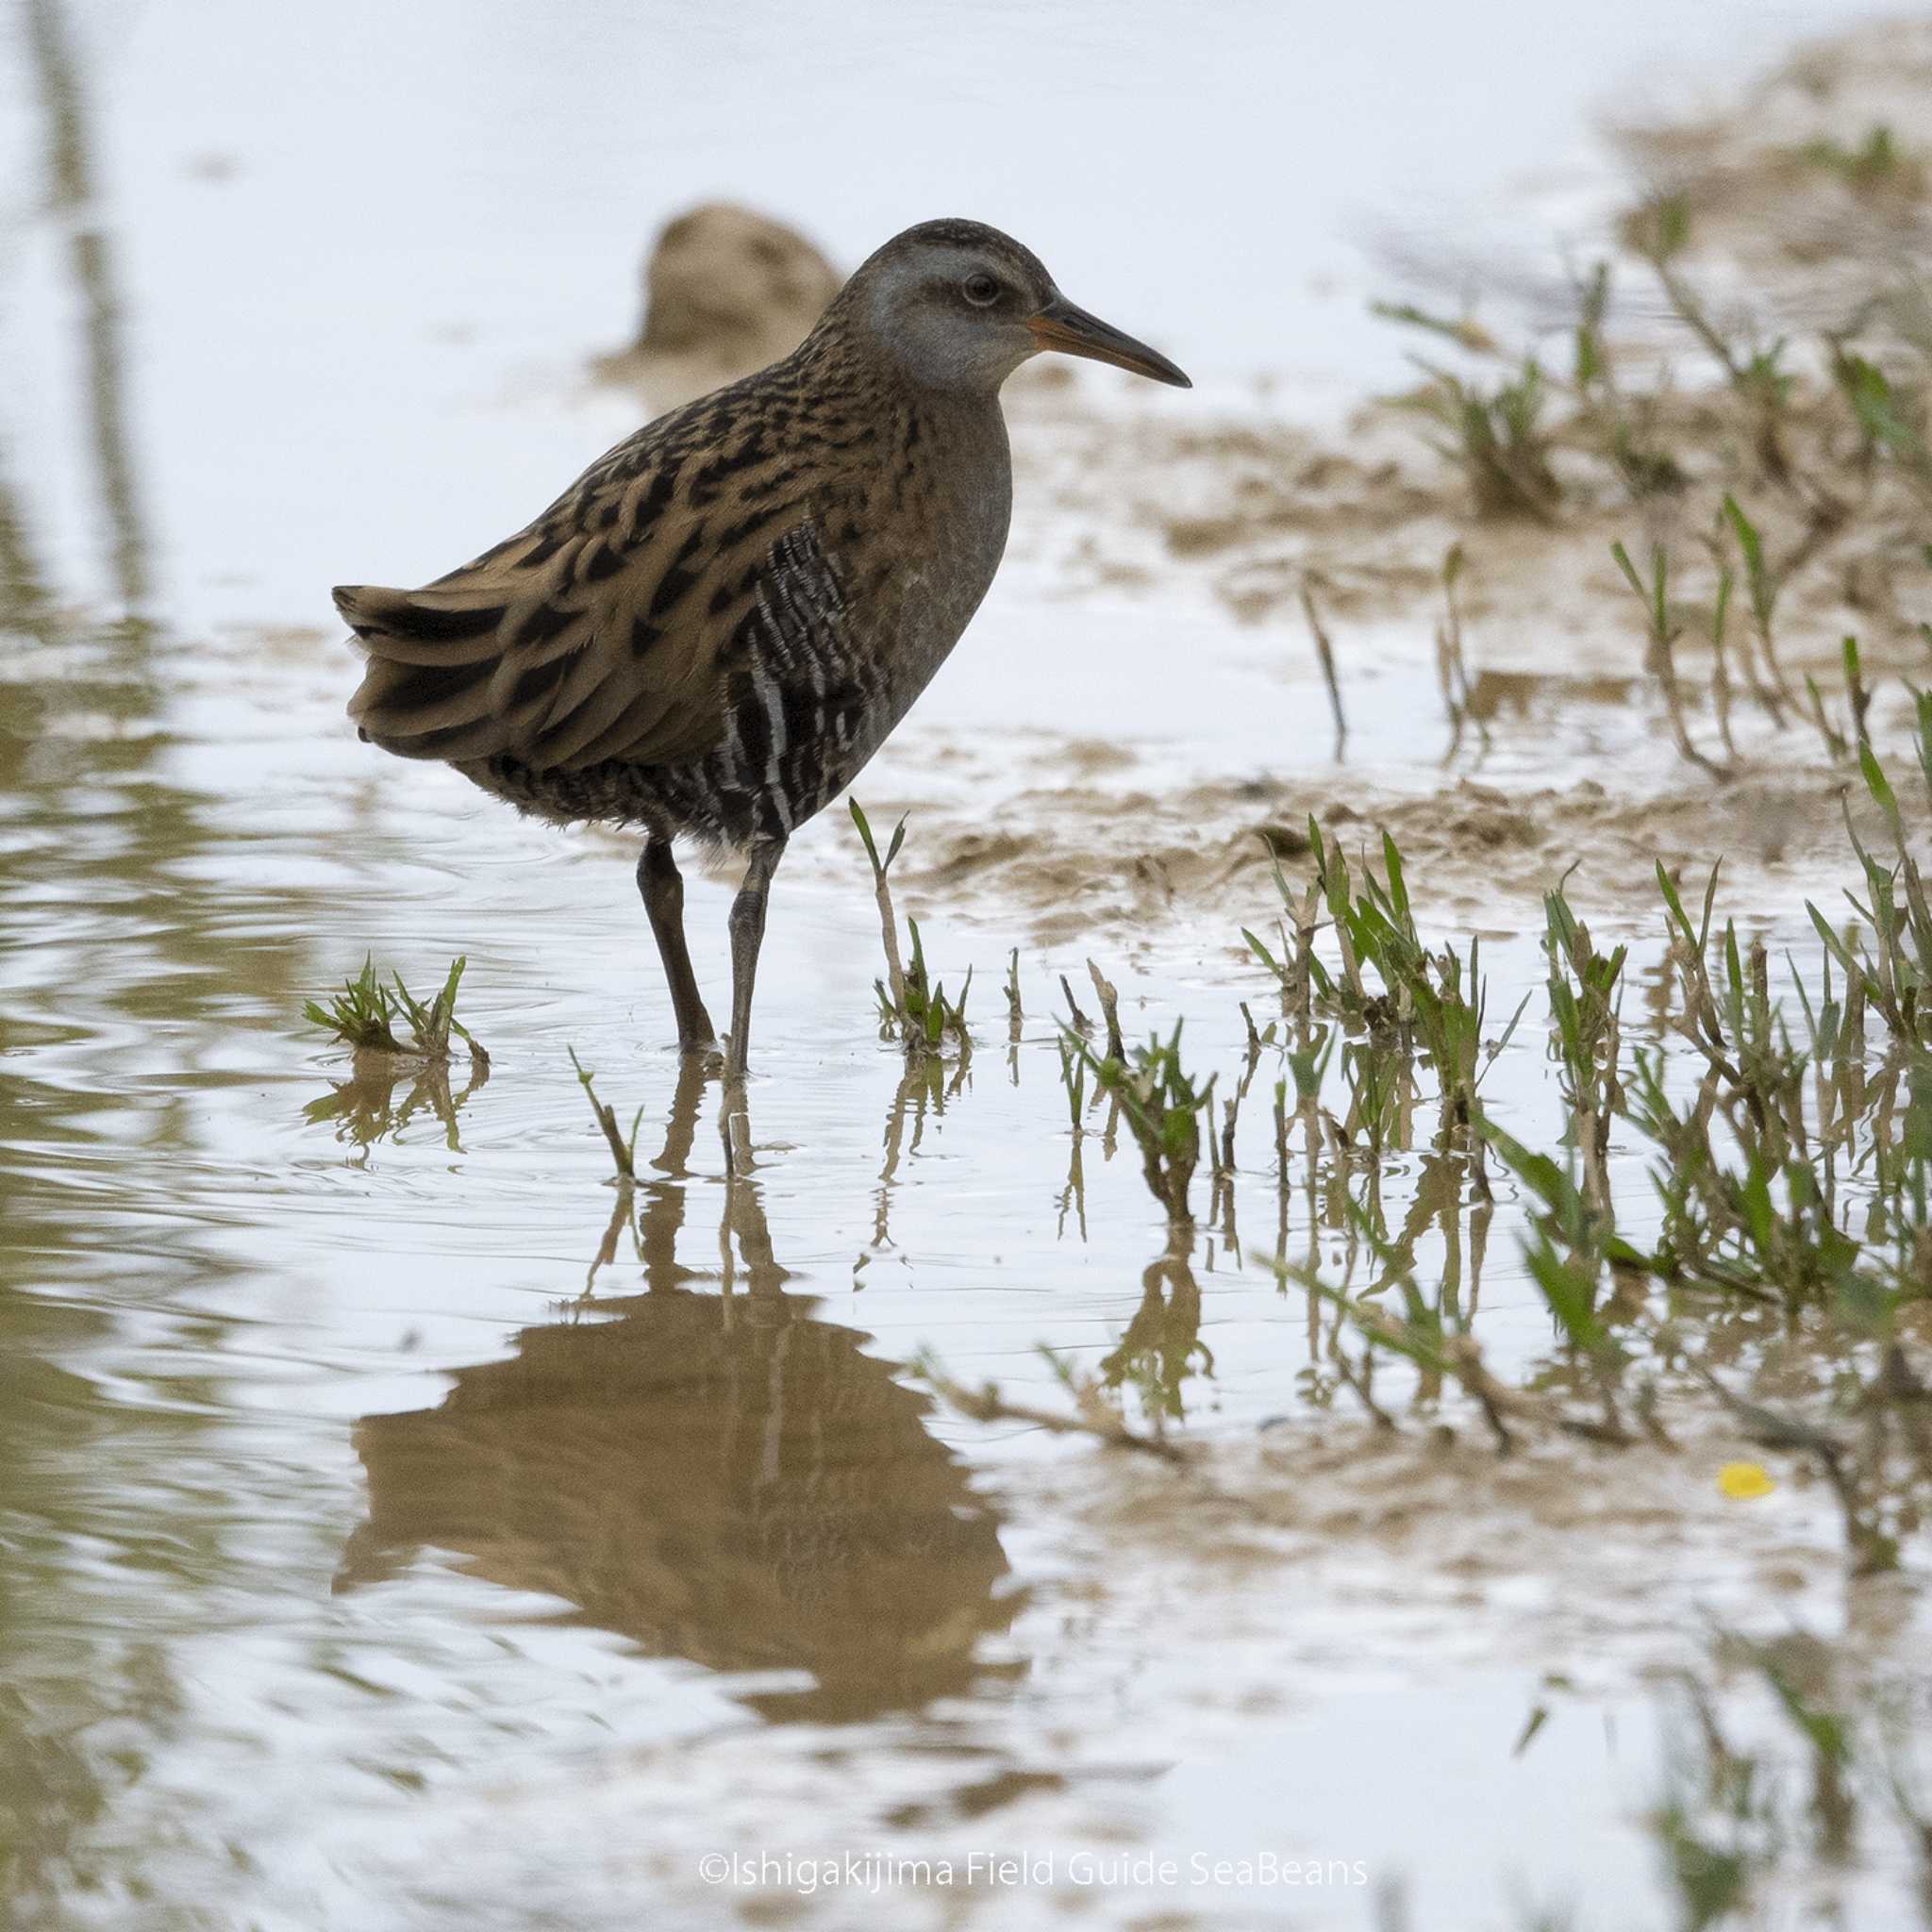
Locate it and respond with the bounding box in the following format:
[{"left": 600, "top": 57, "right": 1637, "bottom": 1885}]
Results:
[{"left": 336, "top": 218, "right": 1189, "bottom": 1077}]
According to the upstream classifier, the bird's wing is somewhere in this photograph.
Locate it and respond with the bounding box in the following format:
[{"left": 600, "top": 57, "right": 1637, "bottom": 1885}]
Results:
[{"left": 340, "top": 394, "right": 820, "bottom": 772}]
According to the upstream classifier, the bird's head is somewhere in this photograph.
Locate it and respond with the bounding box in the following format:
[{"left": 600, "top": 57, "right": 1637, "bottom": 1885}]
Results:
[{"left": 840, "top": 218, "right": 1191, "bottom": 397}]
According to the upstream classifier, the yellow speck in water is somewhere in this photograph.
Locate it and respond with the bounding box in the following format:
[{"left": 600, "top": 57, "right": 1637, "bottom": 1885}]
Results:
[{"left": 1718, "top": 1461, "right": 1776, "bottom": 1500}]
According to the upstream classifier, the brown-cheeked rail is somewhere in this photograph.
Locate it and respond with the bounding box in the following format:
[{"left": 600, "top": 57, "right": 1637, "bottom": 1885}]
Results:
[{"left": 337, "top": 219, "right": 1190, "bottom": 1078}]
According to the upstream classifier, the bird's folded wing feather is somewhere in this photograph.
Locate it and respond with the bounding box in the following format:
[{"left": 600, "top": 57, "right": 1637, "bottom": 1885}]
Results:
[{"left": 339, "top": 428, "right": 818, "bottom": 772}]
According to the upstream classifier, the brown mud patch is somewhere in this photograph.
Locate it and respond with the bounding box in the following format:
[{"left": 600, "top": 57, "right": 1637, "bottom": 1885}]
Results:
[
  {"left": 1009, "top": 369, "right": 1926, "bottom": 679},
  {"left": 1064, "top": 1419, "right": 1853, "bottom": 1657},
  {"left": 1610, "top": 15, "right": 1932, "bottom": 294},
  {"left": 591, "top": 201, "right": 841, "bottom": 413},
  {"left": 885, "top": 765, "right": 1883, "bottom": 946},
  {"left": 840, "top": 16, "right": 1932, "bottom": 941}
]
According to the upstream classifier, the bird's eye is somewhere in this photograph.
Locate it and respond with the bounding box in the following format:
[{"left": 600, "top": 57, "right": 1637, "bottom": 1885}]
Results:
[{"left": 961, "top": 272, "right": 1001, "bottom": 308}]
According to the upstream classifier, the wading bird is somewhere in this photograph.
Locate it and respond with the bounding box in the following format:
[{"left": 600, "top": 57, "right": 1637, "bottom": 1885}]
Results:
[{"left": 338, "top": 219, "right": 1189, "bottom": 1076}]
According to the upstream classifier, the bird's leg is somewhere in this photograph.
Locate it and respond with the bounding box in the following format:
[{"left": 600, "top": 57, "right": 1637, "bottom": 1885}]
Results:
[
  {"left": 636, "top": 840, "right": 717, "bottom": 1056},
  {"left": 723, "top": 836, "right": 786, "bottom": 1081}
]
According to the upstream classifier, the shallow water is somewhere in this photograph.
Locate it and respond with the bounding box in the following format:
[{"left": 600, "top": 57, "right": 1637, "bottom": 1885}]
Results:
[{"left": 5, "top": 6, "right": 1930, "bottom": 1928}]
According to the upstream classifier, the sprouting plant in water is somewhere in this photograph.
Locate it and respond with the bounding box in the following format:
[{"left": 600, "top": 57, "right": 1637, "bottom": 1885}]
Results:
[
  {"left": 305, "top": 955, "right": 487, "bottom": 1066},
  {"left": 1067, "top": 1023, "right": 1215, "bottom": 1230},
  {"left": 1245, "top": 698, "right": 1932, "bottom": 1566},
  {"left": 1801, "top": 633, "right": 1874, "bottom": 765},
  {"left": 1721, "top": 494, "right": 1796, "bottom": 707},
  {"left": 1541, "top": 882, "right": 1626, "bottom": 1216},
  {"left": 567, "top": 1047, "right": 644, "bottom": 1184},
  {"left": 1241, "top": 841, "right": 1323, "bottom": 1029},
  {"left": 1432, "top": 541, "right": 1489, "bottom": 760},
  {"left": 1295, "top": 820, "right": 1528, "bottom": 1155},
  {"left": 1287, "top": 1195, "right": 1529, "bottom": 1452},
  {"left": 1367, "top": 297, "right": 1496, "bottom": 356},
  {"left": 1629, "top": 197, "right": 1796, "bottom": 487},
  {"left": 850, "top": 796, "right": 910, "bottom": 1008},
  {"left": 1829, "top": 342, "right": 1932, "bottom": 502},
  {"left": 894, "top": 917, "right": 973, "bottom": 1061},
  {"left": 1799, "top": 124, "right": 1922, "bottom": 198},
  {"left": 1299, "top": 574, "right": 1347, "bottom": 758},
  {"left": 851, "top": 798, "right": 971, "bottom": 1062},
  {"left": 1703, "top": 557, "right": 1740, "bottom": 759},
  {"left": 912, "top": 1344, "right": 1185, "bottom": 1462},
  {"left": 1806, "top": 691, "right": 1932, "bottom": 1051},
  {"left": 931, "top": 683, "right": 1932, "bottom": 1580},
  {"left": 1610, "top": 539, "right": 1723, "bottom": 774},
  {"left": 1473, "top": 1110, "right": 1645, "bottom": 1446},
  {"left": 1374, "top": 175, "right": 1932, "bottom": 559},
  {"left": 1571, "top": 259, "right": 1687, "bottom": 500},
  {"left": 1085, "top": 957, "right": 1125, "bottom": 1060},
  {"left": 1399, "top": 356, "right": 1561, "bottom": 523}
]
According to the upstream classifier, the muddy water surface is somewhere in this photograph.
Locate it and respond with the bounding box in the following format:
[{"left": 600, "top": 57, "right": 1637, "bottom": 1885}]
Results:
[
  {"left": 5, "top": 5, "right": 1929, "bottom": 1929},
  {"left": 15, "top": 599, "right": 1888, "bottom": 1930}
]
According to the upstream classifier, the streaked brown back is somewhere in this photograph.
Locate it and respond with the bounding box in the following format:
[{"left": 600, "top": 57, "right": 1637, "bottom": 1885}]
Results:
[{"left": 339, "top": 347, "right": 872, "bottom": 773}]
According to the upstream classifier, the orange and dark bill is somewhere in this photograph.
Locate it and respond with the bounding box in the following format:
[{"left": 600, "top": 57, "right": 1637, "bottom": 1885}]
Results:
[{"left": 1025, "top": 296, "right": 1191, "bottom": 388}]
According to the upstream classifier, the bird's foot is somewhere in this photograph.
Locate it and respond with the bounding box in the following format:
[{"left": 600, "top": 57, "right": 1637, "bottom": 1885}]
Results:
[
  {"left": 717, "top": 1049, "right": 755, "bottom": 1174},
  {"left": 678, "top": 1035, "right": 724, "bottom": 1073}
]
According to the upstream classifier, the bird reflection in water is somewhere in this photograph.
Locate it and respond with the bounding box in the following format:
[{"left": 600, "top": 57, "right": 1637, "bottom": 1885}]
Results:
[{"left": 337, "top": 1063, "right": 1016, "bottom": 1723}]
